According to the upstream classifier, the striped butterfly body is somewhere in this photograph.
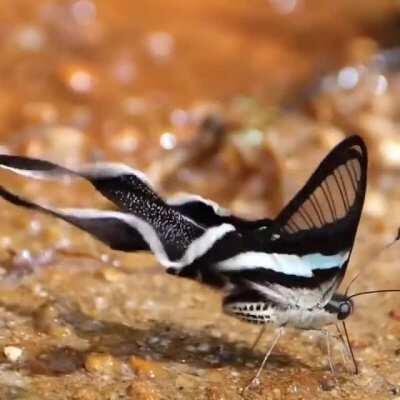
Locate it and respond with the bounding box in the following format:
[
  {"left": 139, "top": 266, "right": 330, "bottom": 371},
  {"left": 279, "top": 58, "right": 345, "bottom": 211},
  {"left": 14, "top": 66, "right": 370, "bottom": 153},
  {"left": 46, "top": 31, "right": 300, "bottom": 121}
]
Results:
[
  {"left": 0, "top": 135, "right": 367, "bottom": 381},
  {"left": 223, "top": 291, "right": 353, "bottom": 330}
]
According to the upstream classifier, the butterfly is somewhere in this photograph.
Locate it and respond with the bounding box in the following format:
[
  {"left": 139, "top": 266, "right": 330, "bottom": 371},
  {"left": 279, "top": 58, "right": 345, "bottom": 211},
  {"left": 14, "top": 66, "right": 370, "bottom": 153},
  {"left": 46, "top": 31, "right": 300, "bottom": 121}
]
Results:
[{"left": 0, "top": 135, "right": 370, "bottom": 386}]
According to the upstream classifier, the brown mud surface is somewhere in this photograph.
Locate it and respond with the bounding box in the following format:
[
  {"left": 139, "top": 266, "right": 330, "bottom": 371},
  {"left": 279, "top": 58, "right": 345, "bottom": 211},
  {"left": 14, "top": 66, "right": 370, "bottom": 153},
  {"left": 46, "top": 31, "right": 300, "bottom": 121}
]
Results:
[{"left": 0, "top": 1, "right": 400, "bottom": 399}]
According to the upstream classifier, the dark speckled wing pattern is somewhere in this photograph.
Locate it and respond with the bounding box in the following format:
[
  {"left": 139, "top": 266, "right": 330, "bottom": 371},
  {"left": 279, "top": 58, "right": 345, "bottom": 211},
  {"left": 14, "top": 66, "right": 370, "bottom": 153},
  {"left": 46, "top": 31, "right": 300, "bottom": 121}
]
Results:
[{"left": 0, "top": 155, "right": 256, "bottom": 270}]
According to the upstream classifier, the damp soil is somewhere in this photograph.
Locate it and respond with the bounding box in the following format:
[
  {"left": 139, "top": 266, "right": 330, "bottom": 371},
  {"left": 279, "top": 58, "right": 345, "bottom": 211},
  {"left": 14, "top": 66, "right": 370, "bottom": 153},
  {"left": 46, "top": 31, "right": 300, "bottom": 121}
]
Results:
[{"left": 0, "top": 1, "right": 400, "bottom": 399}]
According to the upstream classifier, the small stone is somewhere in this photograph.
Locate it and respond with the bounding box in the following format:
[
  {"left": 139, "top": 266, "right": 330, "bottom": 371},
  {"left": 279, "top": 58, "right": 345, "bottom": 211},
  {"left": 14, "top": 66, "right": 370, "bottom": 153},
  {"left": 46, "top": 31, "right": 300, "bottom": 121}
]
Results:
[
  {"left": 84, "top": 352, "right": 118, "bottom": 374},
  {"left": 100, "top": 267, "right": 126, "bottom": 283},
  {"left": 320, "top": 376, "right": 336, "bottom": 391},
  {"left": 129, "top": 356, "right": 165, "bottom": 379},
  {"left": 4, "top": 346, "right": 23, "bottom": 363},
  {"left": 34, "top": 302, "right": 74, "bottom": 338},
  {"left": 127, "top": 381, "right": 160, "bottom": 400}
]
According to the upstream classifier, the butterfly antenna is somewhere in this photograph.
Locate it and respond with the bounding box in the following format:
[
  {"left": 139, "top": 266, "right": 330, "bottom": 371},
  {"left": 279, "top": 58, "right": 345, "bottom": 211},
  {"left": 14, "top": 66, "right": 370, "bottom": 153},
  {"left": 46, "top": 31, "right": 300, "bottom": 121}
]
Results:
[
  {"left": 342, "top": 321, "right": 358, "bottom": 374},
  {"left": 345, "top": 271, "right": 362, "bottom": 296},
  {"left": 349, "top": 289, "right": 400, "bottom": 299},
  {"left": 345, "top": 228, "right": 400, "bottom": 296},
  {"left": 348, "top": 228, "right": 400, "bottom": 298}
]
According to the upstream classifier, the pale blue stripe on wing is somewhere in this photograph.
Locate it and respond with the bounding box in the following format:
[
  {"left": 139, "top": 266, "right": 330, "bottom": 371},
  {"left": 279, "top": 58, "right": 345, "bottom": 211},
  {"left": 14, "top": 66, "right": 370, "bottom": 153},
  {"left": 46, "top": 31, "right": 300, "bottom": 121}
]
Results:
[
  {"left": 302, "top": 251, "right": 349, "bottom": 270},
  {"left": 216, "top": 250, "right": 350, "bottom": 277}
]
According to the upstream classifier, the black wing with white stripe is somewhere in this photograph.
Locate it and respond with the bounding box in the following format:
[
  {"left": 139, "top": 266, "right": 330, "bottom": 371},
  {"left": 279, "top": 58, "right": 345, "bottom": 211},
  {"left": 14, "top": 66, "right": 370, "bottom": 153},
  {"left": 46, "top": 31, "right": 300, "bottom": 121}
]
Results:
[
  {"left": 271, "top": 135, "right": 367, "bottom": 299},
  {"left": 0, "top": 155, "right": 236, "bottom": 269},
  {"left": 272, "top": 135, "right": 367, "bottom": 258},
  {"left": 167, "top": 194, "right": 272, "bottom": 229},
  {"left": 0, "top": 186, "right": 150, "bottom": 252},
  {"left": 217, "top": 136, "right": 367, "bottom": 307}
]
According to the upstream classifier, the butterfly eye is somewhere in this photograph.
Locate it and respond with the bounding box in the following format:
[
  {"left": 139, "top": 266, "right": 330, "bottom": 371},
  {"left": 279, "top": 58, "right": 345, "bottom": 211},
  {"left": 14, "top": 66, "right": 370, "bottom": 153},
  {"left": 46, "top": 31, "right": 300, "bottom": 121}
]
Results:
[{"left": 338, "top": 301, "right": 352, "bottom": 320}]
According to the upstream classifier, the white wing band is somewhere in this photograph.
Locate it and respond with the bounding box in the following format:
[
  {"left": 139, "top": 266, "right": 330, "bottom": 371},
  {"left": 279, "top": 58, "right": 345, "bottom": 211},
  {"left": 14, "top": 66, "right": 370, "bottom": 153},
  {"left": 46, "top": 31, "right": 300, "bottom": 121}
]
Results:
[{"left": 216, "top": 251, "right": 350, "bottom": 277}]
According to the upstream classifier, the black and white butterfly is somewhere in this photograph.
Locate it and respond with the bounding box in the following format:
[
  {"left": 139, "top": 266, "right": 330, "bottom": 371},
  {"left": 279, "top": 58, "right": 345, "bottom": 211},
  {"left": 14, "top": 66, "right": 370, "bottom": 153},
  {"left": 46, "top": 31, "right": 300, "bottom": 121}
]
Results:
[{"left": 0, "top": 135, "right": 369, "bottom": 384}]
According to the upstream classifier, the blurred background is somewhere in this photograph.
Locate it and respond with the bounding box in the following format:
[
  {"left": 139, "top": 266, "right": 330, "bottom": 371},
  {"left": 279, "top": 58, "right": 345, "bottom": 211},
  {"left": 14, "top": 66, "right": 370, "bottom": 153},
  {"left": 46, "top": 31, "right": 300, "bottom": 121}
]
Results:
[
  {"left": 0, "top": 1, "right": 400, "bottom": 399},
  {"left": 0, "top": 0, "right": 399, "bottom": 253}
]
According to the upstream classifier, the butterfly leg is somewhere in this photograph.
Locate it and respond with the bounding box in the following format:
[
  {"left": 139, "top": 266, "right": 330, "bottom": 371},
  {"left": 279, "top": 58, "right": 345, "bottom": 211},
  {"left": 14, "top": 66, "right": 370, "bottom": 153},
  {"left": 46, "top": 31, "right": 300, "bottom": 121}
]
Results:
[
  {"left": 335, "top": 324, "right": 352, "bottom": 367},
  {"left": 335, "top": 323, "right": 358, "bottom": 374},
  {"left": 250, "top": 324, "right": 266, "bottom": 352},
  {"left": 323, "top": 330, "right": 336, "bottom": 376},
  {"left": 242, "top": 327, "right": 283, "bottom": 392}
]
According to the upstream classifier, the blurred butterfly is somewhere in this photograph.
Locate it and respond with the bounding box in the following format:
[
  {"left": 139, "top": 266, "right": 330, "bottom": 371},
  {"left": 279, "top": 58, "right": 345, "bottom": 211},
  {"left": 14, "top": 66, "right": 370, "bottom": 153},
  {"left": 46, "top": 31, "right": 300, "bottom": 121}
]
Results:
[{"left": 0, "top": 135, "right": 373, "bottom": 386}]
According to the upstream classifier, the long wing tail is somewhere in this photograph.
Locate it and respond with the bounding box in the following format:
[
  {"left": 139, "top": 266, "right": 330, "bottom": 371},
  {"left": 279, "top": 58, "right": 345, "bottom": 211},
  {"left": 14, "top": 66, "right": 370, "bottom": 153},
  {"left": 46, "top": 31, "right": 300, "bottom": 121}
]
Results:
[{"left": 0, "top": 155, "right": 235, "bottom": 270}]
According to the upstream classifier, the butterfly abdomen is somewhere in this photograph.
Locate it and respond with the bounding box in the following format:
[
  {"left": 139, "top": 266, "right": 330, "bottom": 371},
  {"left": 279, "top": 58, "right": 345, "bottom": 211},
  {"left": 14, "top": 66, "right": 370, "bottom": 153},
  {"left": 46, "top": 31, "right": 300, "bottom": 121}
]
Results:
[{"left": 223, "top": 300, "right": 274, "bottom": 325}]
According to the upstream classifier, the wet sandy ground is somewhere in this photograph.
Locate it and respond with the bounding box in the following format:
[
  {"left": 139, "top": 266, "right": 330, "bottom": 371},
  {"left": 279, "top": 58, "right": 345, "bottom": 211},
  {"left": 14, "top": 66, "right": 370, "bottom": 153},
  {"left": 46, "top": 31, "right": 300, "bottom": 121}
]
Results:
[{"left": 0, "top": 1, "right": 400, "bottom": 399}]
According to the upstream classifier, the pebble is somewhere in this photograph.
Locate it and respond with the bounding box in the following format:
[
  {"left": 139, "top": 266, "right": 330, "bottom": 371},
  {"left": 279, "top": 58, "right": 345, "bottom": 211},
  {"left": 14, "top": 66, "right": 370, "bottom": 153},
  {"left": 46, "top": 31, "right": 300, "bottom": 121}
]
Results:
[
  {"left": 4, "top": 346, "right": 23, "bottom": 363},
  {"left": 320, "top": 376, "right": 336, "bottom": 391},
  {"left": 100, "top": 267, "right": 126, "bottom": 283},
  {"left": 127, "top": 381, "right": 160, "bottom": 400},
  {"left": 129, "top": 356, "right": 165, "bottom": 379},
  {"left": 35, "top": 302, "right": 74, "bottom": 338},
  {"left": 84, "top": 352, "right": 119, "bottom": 375}
]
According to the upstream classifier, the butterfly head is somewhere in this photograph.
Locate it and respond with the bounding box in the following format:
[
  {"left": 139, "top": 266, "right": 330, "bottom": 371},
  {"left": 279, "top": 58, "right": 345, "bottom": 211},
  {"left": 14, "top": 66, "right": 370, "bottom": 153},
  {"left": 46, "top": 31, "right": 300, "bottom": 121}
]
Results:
[{"left": 325, "top": 293, "right": 354, "bottom": 321}]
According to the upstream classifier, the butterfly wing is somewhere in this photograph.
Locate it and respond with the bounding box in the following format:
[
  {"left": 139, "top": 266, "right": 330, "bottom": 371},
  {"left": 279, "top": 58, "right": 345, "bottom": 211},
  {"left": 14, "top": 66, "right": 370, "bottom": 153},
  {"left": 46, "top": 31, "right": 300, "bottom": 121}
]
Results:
[
  {"left": 274, "top": 134, "right": 366, "bottom": 267},
  {"left": 0, "top": 155, "right": 269, "bottom": 230},
  {"left": 0, "top": 155, "right": 235, "bottom": 270},
  {"left": 0, "top": 185, "right": 150, "bottom": 252},
  {"left": 218, "top": 135, "right": 367, "bottom": 307},
  {"left": 273, "top": 135, "right": 367, "bottom": 302},
  {"left": 167, "top": 194, "right": 272, "bottom": 229}
]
